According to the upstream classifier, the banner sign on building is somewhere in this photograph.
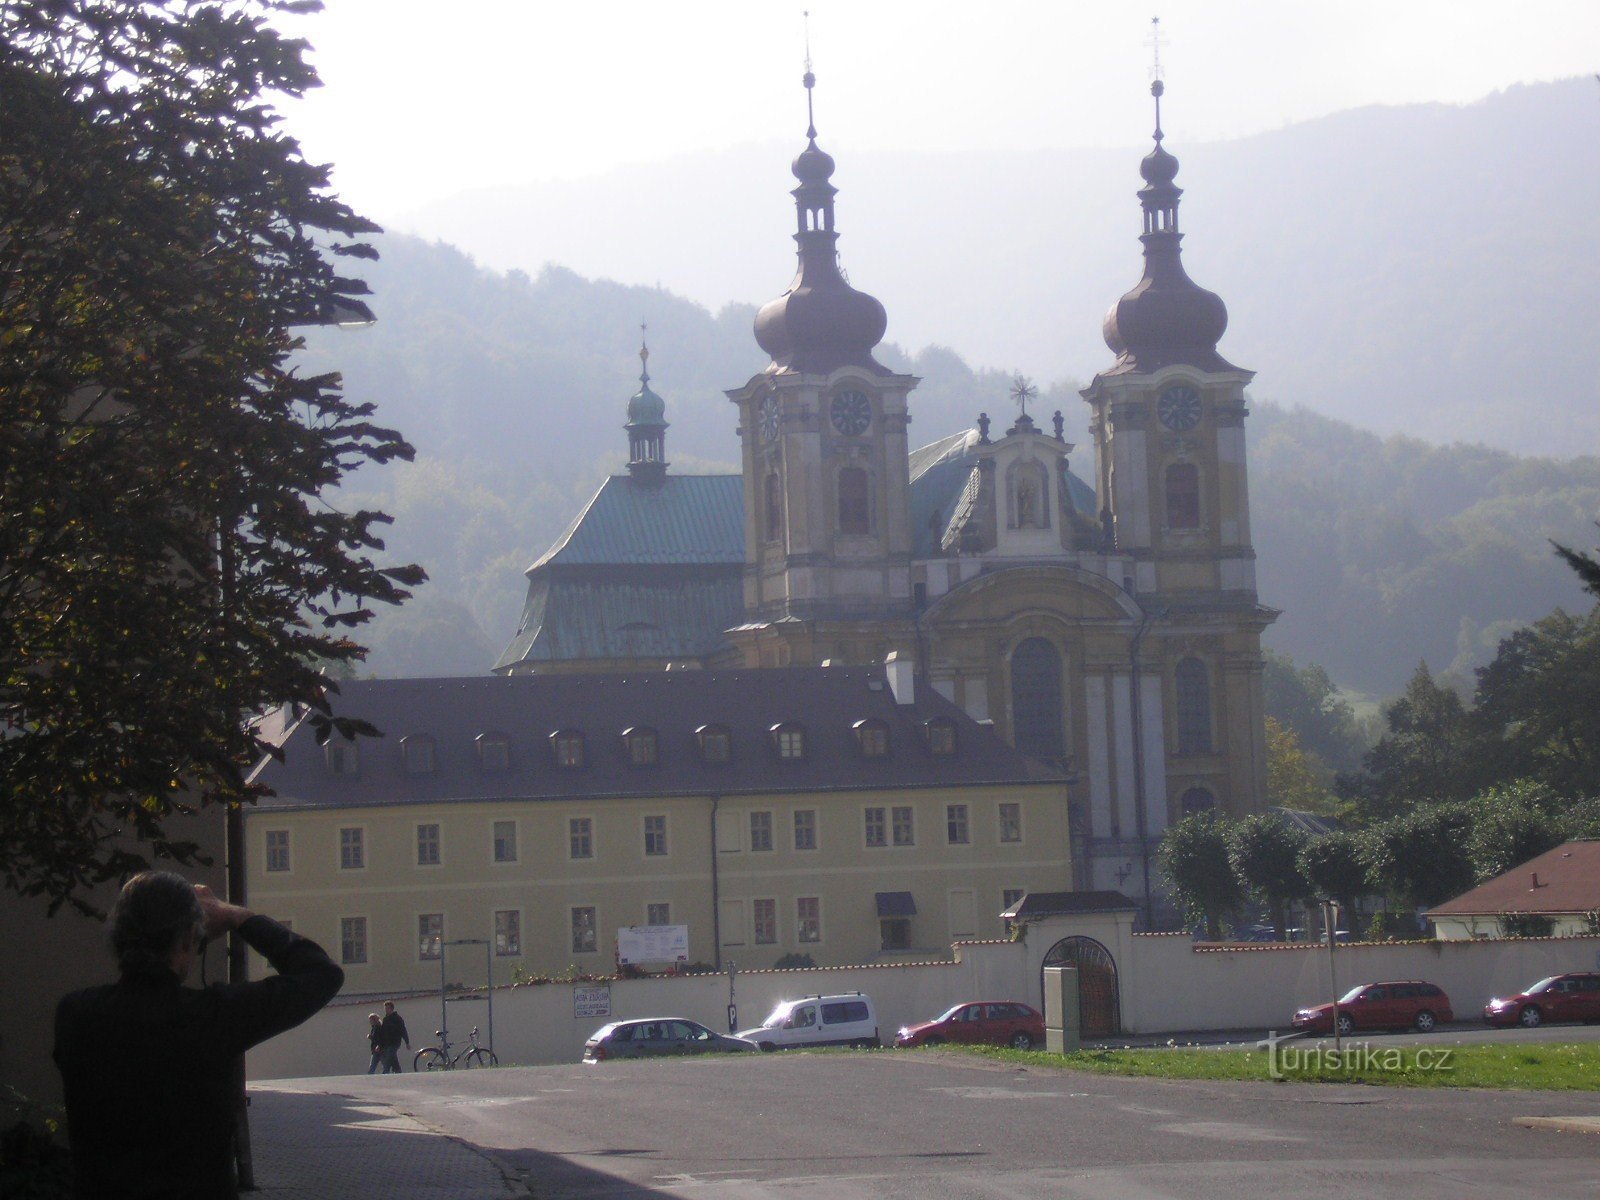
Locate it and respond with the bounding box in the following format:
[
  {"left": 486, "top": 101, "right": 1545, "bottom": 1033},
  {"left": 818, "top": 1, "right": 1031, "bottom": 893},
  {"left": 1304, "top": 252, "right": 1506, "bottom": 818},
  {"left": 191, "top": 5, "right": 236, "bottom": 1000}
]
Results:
[
  {"left": 617, "top": 924, "right": 689, "bottom": 965},
  {"left": 573, "top": 984, "right": 611, "bottom": 1020}
]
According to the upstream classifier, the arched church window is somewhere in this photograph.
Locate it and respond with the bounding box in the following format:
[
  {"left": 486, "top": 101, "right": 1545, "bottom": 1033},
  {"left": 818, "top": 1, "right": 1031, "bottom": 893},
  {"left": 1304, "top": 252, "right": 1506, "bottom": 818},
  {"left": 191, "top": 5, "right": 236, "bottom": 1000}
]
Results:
[
  {"left": 838, "top": 467, "right": 870, "bottom": 535},
  {"left": 1008, "top": 460, "right": 1050, "bottom": 530},
  {"left": 765, "top": 472, "right": 783, "bottom": 542},
  {"left": 1010, "top": 637, "right": 1064, "bottom": 760},
  {"left": 1180, "top": 787, "right": 1216, "bottom": 815},
  {"left": 1166, "top": 463, "right": 1200, "bottom": 530},
  {"left": 1175, "top": 658, "right": 1212, "bottom": 754}
]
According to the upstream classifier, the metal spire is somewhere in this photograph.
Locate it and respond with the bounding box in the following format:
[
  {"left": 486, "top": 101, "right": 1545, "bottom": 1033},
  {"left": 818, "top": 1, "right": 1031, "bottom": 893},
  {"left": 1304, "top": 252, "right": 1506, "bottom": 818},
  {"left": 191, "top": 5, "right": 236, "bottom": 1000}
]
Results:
[
  {"left": 803, "top": 10, "right": 817, "bottom": 138},
  {"left": 1146, "top": 15, "right": 1167, "bottom": 138},
  {"left": 638, "top": 321, "right": 650, "bottom": 384}
]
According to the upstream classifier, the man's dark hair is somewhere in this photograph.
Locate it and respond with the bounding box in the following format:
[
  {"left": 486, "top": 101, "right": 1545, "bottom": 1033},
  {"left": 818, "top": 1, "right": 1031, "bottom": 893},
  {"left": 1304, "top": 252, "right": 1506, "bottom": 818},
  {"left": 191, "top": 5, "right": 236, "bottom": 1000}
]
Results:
[{"left": 109, "top": 871, "right": 202, "bottom": 974}]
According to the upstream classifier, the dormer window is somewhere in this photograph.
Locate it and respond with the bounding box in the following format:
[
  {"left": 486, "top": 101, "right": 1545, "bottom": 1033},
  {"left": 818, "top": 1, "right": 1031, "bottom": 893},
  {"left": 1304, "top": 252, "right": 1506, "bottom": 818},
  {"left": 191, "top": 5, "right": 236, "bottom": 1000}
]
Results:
[
  {"left": 550, "top": 729, "right": 585, "bottom": 769},
  {"left": 770, "top": 722, "right": 806, "bottom": 761},
  {"left": 325, "top": 739, "right": 359, "bottom": 776},
  {"left": 695, "top": 724, "right": 732, "bottom": 765},
  {"left": 477, "top": 733, "right": 510, "bottom": 773},
  {"left": 401, "top": 735, "right": 435, "bottom": 775},
  {"left": 622, "top": 726, "right": 658, "bottom": 766},
  {"left": 852, "top": 719, "right": 890, "bottom": 759},
  {"left": 924, "top": 718, "right": 957, "bottom": 757}
]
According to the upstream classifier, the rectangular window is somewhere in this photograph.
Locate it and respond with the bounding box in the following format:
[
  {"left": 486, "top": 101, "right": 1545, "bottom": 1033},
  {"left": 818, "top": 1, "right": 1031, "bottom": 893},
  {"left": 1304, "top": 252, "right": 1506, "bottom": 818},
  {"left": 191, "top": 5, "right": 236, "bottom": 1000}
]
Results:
[
  {"left": 339, "top": 916, "right": 367, "bottom": 965},
  {"left": 946, "top": 804, "right": 970, "bottom": 845},
  {"left": 892, "top": 805, "right": 915, "bottom": 847},
  {"left": 265, "top": 829, "right": 290, "bottom": 873},
  {"left": 416, "top": 823, "right": 440, "bottom": 867},
  {"left": 494, "top": 909, "right": 521, "bottom": 957},
  {"left": 493, "top": 819, "right": 518, "bottom": 863},
  {"left": 646, "top": 902, "right": 670, "bottom": 926},
  {"left": 749, "top": 810, "right": 773, "bottom": 852},
  {"left": 339, "top": 827, "right": 364, "bottom": 870},
  {"left": 793, "top": 809, "right": 817, "bottom": 851},
  {"left": 753, "top": 898, "right": 777, "bottom": 944},
  {"left": 569, "top": 816, "right": 594, "bottom": 860},
  {"left": 570, "top": 906, "right": 597, "bottom": 954},
  {"left": 999, "top": 802, "right": 1022, "bottom": 843},
  {"left": 418, "top": 913, "right": 443, "bottom": 960},
  {"left": 864, "top": 806, "right": 887, "bottom": 847},
  {"left": 797, "top": 897, "right": 821, "bottom": 944},
  {"left": 776, "top": 727, "right": 805, "bottom": 760},
  {"left": 644, "top": 815, "right": 668, "bottom": 857}
]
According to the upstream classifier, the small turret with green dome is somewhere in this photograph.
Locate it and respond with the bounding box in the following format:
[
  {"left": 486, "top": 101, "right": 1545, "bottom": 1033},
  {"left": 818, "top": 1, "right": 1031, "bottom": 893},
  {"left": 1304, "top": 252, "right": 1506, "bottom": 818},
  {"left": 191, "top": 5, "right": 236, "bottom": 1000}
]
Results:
[{"left": 625, "top": 327, "right": 669, "bottom": 485}]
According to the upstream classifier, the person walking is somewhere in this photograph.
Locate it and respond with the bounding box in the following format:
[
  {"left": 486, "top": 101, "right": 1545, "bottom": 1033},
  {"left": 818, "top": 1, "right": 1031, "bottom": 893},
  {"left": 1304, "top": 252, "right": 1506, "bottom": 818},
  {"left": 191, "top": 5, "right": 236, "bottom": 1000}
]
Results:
[
  {"left": 53, "top": 870, "right": 343, "bottom": 1199},
  {"left": 379, "top": 999, "right": 410, "bottom": 1073},
  {"left": 366, "top": 1012, "right": 385, "bottom": 1074}
]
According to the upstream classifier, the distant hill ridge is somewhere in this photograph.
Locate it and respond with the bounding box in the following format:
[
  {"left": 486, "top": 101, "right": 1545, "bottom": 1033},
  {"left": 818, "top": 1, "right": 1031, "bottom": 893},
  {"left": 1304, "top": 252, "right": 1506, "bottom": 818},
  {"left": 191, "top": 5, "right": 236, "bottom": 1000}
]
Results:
[{"left": 385, "top": 78, "right": 1600, "bottom": 459}]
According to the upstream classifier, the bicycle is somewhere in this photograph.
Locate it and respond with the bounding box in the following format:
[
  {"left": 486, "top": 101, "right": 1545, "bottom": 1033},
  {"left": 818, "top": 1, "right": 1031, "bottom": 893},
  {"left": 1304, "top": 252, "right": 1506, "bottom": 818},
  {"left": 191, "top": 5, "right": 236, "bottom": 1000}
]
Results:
[{"left": 414, "top": 1024, "right": 498, "bottom": 1070}]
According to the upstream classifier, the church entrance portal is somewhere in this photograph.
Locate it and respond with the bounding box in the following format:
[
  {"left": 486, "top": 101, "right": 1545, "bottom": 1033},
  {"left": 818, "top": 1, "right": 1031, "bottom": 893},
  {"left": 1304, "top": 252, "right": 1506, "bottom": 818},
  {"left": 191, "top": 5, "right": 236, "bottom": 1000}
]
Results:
[{"left": 1041, "top": 935, "right": 1120, "bottom": 1037}]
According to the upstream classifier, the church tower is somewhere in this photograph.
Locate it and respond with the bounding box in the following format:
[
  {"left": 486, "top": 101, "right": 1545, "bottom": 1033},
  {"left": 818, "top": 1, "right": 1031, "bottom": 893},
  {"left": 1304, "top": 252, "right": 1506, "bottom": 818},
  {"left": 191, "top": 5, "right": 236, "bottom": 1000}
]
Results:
[
  {"left": 1080, "top": 71, "right": 1275, "bottom": 819},
  {"left": 625, "top": 331, "right": 669, "bottom": 486},
  {"left": 725, "top": 60, "right": 919, "bottom": 667}
]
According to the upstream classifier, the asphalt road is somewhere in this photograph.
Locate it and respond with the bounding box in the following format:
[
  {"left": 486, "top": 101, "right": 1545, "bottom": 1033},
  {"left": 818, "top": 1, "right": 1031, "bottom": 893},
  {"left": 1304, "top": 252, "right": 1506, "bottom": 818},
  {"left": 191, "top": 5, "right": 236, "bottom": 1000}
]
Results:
[{"left": 306, "top": 1045, "right": 1600, "bottom": 1199}]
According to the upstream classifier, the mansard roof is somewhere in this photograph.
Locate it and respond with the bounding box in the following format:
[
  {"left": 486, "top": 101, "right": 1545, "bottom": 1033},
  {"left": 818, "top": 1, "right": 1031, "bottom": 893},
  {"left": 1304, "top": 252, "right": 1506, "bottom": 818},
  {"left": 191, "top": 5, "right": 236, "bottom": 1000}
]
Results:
[
  {"left": 530, "top": 474, "right": 744, "bottom": 570},
  {"left": 252, "top": 666, "right": 1066, "bottom": 811}
]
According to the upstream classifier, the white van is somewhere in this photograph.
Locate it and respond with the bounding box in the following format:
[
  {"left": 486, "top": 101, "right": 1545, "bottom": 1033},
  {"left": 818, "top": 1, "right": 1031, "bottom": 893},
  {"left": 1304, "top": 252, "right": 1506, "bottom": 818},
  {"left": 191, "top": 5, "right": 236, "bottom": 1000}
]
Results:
[{"left": 739, "top": 993, "right": 880, "bottom": 1051}]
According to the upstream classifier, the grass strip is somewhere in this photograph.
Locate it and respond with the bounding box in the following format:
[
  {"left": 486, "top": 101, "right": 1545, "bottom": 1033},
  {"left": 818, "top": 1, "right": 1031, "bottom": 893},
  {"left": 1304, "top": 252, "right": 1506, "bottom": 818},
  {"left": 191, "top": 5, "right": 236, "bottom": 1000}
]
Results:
[{"left": 956, "top": 1040, "right": 1600, "bottom": 1090}]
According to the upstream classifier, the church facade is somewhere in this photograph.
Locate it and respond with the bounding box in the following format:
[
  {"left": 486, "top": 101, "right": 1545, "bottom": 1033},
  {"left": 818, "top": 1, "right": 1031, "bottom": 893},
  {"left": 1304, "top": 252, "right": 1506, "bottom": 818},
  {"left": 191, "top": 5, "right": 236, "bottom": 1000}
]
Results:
[{"left": 496, "top": 71, "right": 1276, "bottom": 912}]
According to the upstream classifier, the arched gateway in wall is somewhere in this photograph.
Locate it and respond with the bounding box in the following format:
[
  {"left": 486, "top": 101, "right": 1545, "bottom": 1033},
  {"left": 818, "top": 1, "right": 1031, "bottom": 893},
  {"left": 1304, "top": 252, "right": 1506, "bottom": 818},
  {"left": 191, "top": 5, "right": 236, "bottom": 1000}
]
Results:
[{"left": 1041, "top": 935, "right": 1121, "bottom": 1037}]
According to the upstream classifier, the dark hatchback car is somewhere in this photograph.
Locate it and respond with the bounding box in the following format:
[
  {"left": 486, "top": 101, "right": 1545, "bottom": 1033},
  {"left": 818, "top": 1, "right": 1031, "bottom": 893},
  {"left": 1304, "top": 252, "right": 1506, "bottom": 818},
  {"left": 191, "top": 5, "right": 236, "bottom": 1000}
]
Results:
[
  {"left": 583, "top": 1018, "right": 758, "bottom": 1062},
  {"left": 1293, "top": 980, "right": 1453, "bottom": 1036},
  {"left": 894, "top": 1001, "right": 1046, "bottom": 1050},
  {"left": 1484, "top": 972, "right": 1600, "bottom": 1028}
]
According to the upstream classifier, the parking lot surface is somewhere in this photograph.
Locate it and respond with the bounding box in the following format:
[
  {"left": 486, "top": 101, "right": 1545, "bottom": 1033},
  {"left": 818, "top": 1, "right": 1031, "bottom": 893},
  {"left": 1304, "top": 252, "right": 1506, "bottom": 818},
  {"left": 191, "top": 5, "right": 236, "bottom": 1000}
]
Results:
[{"left": 263, "top": 1046, "right": 1600, "bottom": 1199}]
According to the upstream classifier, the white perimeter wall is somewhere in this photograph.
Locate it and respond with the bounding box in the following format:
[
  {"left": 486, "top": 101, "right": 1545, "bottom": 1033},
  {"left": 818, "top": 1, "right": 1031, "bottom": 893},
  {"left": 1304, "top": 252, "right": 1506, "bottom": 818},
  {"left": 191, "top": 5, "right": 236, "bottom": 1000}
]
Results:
[{"left": 247, "top": 924, "right": 1600, "bottom": 1080}]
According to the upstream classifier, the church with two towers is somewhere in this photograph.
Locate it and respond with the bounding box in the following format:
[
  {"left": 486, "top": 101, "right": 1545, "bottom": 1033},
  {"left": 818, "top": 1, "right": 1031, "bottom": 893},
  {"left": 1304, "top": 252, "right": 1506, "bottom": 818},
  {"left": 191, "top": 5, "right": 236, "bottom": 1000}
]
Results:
[{"left": 494, "top": 68, "right": 1275, "bottom": 898}]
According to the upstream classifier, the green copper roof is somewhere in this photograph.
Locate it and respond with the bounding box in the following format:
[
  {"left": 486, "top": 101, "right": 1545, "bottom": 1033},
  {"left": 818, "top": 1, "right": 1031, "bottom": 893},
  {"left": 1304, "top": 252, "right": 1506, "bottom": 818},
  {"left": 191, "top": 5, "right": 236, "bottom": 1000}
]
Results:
[
  {"left": 532, "top": 474, "right": 745, "bottom": 569},
  {"left": 625, "top": 382, "right": 667, "bottom": 425}
]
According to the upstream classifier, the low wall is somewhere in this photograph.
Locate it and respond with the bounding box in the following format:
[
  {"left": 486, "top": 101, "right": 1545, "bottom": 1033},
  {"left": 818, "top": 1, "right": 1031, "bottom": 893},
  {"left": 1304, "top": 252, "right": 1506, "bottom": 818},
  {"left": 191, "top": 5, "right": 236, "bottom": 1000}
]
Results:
[
  {"left": 245, "top": 927, "right": 1600, "bottom": 1079},
  {"left": 248, "top": 941, "right": 1030, "bottom": 1080},
  {"left": 1121, "top": 932, "right": 1600, "bottom": 1034}
]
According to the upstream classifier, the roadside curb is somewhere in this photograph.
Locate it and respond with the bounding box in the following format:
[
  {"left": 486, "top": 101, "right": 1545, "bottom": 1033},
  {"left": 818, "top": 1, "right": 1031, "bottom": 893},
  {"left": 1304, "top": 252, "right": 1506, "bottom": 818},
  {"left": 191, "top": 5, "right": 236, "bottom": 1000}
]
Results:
[{"left": 1513, "top": 1116, "right": 1600, "bottom": 1135}]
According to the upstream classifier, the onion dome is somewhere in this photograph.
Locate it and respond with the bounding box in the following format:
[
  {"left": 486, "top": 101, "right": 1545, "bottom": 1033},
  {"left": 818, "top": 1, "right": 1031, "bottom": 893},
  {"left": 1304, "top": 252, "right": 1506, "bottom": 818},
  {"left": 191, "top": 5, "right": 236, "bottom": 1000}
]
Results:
[
  {"left": 1102, "top": 80, "right": 1237, "bottom": 374},
  {"left": 753, "top": 67, "right": 890, "bottom": 376},
  {"left": 624, "top": 336, "right": 669, "bottom": 485}
]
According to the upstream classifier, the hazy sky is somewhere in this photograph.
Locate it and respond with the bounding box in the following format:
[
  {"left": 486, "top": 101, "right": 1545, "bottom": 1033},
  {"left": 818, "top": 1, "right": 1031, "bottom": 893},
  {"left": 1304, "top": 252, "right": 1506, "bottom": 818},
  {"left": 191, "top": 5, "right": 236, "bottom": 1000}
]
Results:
[{"left": 281, "top": 0, "right": 1599, "bottom": 221}]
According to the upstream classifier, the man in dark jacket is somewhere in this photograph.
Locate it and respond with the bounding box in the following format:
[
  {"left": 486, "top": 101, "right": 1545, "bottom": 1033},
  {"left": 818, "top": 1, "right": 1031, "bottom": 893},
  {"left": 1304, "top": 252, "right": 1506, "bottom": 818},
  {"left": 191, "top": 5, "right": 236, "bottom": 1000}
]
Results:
[
  {"left": 54, "top": 870, "right": 343, "bottom": 1199},
  {"left": 379, "top": 1000, "right": 409, "bottom": 1073}
]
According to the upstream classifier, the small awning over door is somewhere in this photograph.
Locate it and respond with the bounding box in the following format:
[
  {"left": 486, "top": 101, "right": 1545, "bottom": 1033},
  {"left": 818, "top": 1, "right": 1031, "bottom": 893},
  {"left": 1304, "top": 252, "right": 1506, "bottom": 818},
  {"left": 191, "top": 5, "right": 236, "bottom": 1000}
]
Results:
[{"left": 875, "top": 891, "right": 917, "bottom": 918}]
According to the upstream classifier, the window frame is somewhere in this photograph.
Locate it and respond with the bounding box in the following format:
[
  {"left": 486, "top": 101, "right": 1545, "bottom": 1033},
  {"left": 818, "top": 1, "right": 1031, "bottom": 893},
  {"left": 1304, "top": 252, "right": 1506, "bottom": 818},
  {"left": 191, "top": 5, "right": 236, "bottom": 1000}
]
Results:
[
  {"left": 400, "top": 734, "right": 435, "bottom": 775},
  {"left": 998, "top": 802, "right": 1023, "bottom": 844},
  {"left": 339, "top": 915, "right": 368, "bottom": 965},
  {"left": 924, "top": 718, "right": 958, "bottom": 757},
  {"left": 1165, "top": 461, "right": 1202, "bottom": 530},
  {"left": 695, "top": 724, "right": 732, "bottom": 765},
  {"left": 338, "top": 826, "right": 365, "bottom": 871},
  {"left": 622, "top": 725, "right": 659, "bottom": 767},
  {"left": 945, "top": 803, "right": 970, "bottom": 845},
  {"left": 418, "top": 912, "right": 444, "bottom": 961},
  {"left": 770, "top": 722, "right": 806, "bottom": 761},
  {"left": 568, "top": 815, "right": 595, "bottom": 861},
  {"left": 837, "top": 465, "right": 872, "bottom": 535},
  {"left": 749, "top": 810, "right": 774, "bottom": 852},
  {"left": 494, "top": 908, "right": 522, "bottom": 957},
  {"left": 796, "top": 896, "right": 822, "bottom": 944},
  {"left": 643, "top": 814, "right": 668, "bottom": 857},
  {"left": 476, "top": 732, "right": 511, "bottom": 773},
  {"left": 415, "top": 821, "right": 442, "bottom": 868},
  {"left": 891, "top": 805, "right": 915, "bottom": 847},
  {"left": 264, "top": 829, "right": 291, "bottom": 873},
  {"left": 792, "top": 808, "right": 818, "bottom": 851},
  {"left": 325, "top": 739, "right": 360, "bottom": 777},
  {"left": 864, "top": 806, "right": 887, "bottom": 848},
  {"left": 491, "top": 818, "right": 518, "bottom": 864},
  {"left": 753, "top": 897, "right": 778, "bottom": 945},
  {"left": 646, "top": 901, "right": 671, "bottom": 927},
  {"left": 550, "top": 729, "right": 586, "bottom": 769},
  {"left": 570, "top": 905, "right": 599, "bottom": 955},
  {"left": 852, "top": 718, "right": 890, "bottom": 758}
]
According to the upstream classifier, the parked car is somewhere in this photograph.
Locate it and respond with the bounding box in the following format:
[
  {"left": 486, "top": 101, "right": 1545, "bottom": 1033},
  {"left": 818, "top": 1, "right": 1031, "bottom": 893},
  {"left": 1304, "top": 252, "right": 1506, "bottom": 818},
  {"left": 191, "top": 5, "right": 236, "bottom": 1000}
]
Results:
[
  {"left": 894, "top": 1001, "right": 1045, "bottom": 1050},
  {"left": 737, "top": 993, "right": 880, "bottom": 1050},
  {"left": 1483, "top": 972, "right": 1600, "bottom": 1028},
  {"left": 582, "top": 1018, "right": 757, "bottom": 1062},
  {"left": 1292, "top": 980, "right": 1453, "bottom": 1036}
]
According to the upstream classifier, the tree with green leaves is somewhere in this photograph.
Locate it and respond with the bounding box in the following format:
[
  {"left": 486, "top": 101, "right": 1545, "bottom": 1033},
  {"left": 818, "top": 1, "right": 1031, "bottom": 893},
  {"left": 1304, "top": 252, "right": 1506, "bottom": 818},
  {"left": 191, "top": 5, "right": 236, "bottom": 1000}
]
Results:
[
  {"left": 1227, "top": 813, "right": 1309, "bottom": 939},
  {"left": 1470, "top": 608, "right": 1600, "bottom": 800},
  {"left": 1265, "top": 717, "right": 1344, "bottom": 817},
  {"left": 1, "top": 0, "right": 423, "bottom": 911},
  {"left": 1263, "top": 651, "right": 1369, "bottom": 776},
  {"left": 1553, "top": 525, "right": 1600, "bottom": 596},
  {"left": 1464, "top": 781, "right": 1570, "bottom": 883},
  {"left": 1360, "top": 803, "right": 1477, "bottom": 911},
  {"left": 1342, "top": 662, "right": 1477, "bottom": 821},
  {"left": 1298, "top": 831, "right": 1370, "bottom": 936},
  {"left": 1158, "top": 813, "right": 1244, "bottom": 940}
]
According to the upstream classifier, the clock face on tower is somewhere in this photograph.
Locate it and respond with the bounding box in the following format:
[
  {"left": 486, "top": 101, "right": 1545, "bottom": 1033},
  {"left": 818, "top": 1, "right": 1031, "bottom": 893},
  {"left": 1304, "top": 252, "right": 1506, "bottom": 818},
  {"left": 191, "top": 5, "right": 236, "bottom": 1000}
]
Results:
[
  {"left": 758, "top": 396, "right": 781, "bottom": 443},
  {"left": 1157, "top": 384, "right": 1203, "bottom": 431},
  {"left": 830, "top": 389, "right": 872, "bottom": 437}
]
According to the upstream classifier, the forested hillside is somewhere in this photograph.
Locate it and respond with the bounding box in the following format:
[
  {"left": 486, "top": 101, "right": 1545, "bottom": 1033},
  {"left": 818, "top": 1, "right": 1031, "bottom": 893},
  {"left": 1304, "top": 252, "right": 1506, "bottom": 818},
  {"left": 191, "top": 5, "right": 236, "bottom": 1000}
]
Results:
[{"left": 305, "top": 235, "right": 1598, "bottom": 698}]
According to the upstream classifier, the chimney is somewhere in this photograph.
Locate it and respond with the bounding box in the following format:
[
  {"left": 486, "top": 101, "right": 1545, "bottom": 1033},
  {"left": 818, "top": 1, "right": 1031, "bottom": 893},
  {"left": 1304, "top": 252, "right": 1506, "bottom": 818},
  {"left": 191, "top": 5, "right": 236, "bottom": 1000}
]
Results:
[
  {"left": 884, "top": 651, "right": 914, "bottom": 706},
  {"left": 1531, "top": 872, "right": 1543, "bottom": 890}
]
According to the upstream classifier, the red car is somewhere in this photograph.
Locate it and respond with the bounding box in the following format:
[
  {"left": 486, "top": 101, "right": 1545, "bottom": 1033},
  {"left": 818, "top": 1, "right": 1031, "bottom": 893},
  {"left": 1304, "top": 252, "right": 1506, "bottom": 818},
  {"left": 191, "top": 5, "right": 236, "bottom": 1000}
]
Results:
[
  {"left": 1292, "top": 980, "right": 1453, "bottom": 1036},
  {"left": 894, "top": 1001, "right": 1045, "bottom": 1050},
  {"left": 1483, "top": 972, "right": 1600, "bottom": 1028}
]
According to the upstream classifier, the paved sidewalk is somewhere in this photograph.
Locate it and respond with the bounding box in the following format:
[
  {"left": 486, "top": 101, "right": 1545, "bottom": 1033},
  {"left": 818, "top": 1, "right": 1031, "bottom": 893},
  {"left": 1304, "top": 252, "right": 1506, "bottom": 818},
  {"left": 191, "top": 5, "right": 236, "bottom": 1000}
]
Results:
[{"left": 245, "top": 1082, "right": 515, "bottom": 1197}]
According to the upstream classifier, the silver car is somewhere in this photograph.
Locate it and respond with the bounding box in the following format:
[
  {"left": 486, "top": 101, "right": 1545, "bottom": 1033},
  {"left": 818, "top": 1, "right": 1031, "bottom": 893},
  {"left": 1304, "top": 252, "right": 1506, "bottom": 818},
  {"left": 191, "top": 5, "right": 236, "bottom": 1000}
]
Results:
[{"left": 583, "top": 1018, "right": 758, "bottom": 1063}]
